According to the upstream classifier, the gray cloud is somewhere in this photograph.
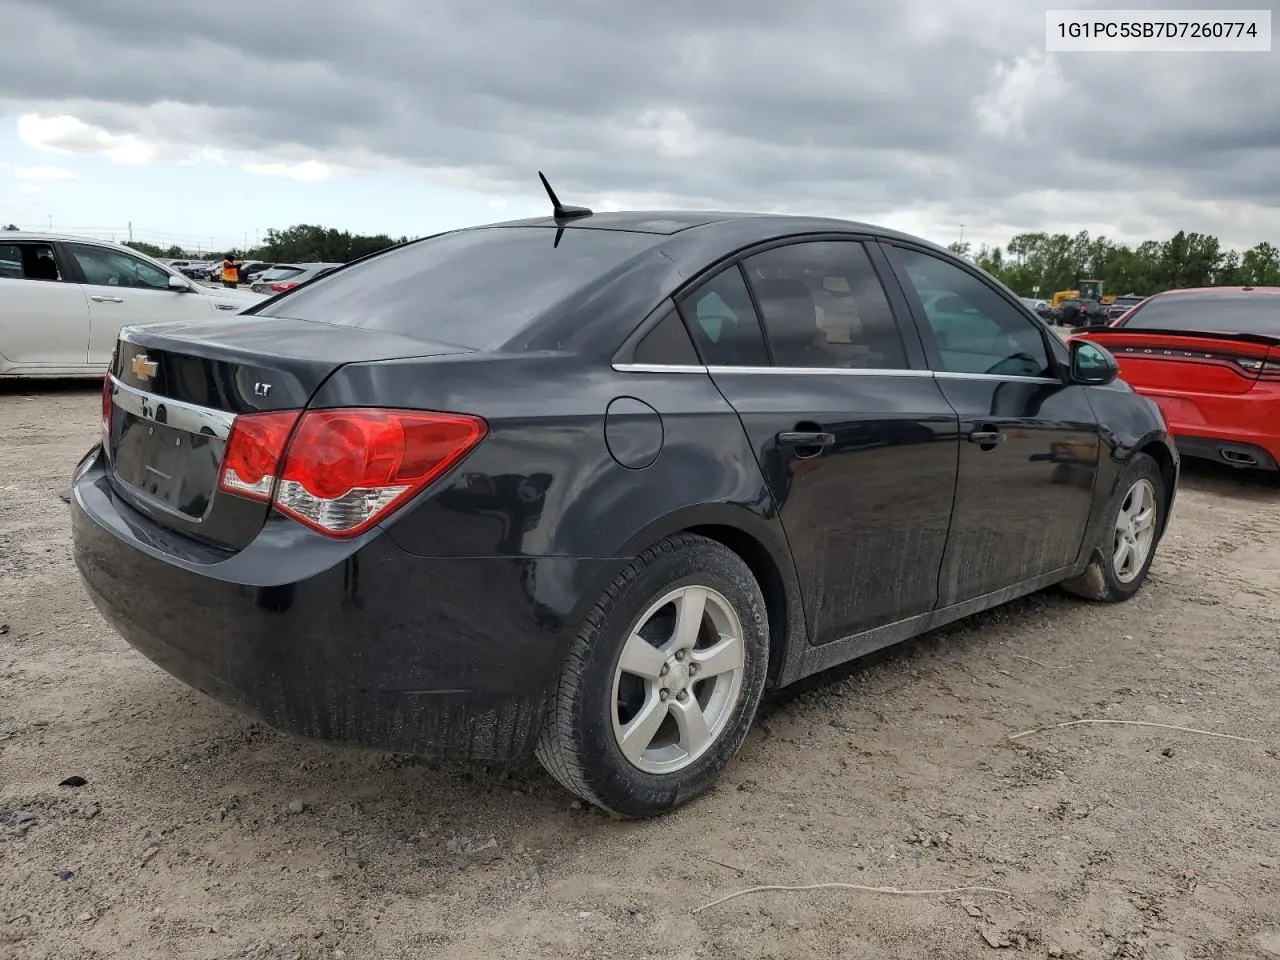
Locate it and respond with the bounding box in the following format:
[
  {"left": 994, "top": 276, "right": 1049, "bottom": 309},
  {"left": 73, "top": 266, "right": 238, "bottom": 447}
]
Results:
[{"left": 1, "top": 0, "right": 1278, "bottom": 248}]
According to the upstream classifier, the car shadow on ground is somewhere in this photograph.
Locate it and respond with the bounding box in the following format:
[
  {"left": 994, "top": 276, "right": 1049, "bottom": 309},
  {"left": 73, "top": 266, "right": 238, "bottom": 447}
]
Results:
[
  {"left": 1176, "top": 457, "right": 1279, "bottom": 501},
  {"left": 0, "top": 377, "right": 101, "bottom": 398}
]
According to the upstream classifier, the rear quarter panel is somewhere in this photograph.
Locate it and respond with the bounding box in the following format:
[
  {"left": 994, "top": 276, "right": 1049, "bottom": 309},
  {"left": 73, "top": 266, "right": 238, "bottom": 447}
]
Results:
[{"left": 309, "top": 355, "right": 806, "bottom": 677}]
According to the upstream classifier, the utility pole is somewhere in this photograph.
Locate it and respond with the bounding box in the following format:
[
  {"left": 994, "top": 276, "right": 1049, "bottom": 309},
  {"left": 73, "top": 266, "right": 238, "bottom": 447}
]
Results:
[
  {"left": 959, "top": 224, "right": 965, "bottom": 245},
  {"left": 128, "top": 221, "right": 133, "bottom": 243},
  {"left": 47, "top": 214, "right": 52, "bottom": 229}
]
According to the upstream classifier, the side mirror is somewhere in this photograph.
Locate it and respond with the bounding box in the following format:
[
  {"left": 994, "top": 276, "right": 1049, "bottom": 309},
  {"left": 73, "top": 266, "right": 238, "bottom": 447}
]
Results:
[
  {"left": 168, "top": 274, "right": 193, "bottom": 292},
  {"left": 1069, "top": 338, "right": 1119, "bottom": 385}
]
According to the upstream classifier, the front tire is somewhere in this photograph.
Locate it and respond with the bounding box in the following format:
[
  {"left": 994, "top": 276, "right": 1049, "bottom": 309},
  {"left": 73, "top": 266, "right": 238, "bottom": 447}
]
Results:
[
  {"left": 1061, "top": 452, "right": 1166, "bottom": 602},
  {"left": 535, "top": 533, "right": 769, "bottom": 818}
]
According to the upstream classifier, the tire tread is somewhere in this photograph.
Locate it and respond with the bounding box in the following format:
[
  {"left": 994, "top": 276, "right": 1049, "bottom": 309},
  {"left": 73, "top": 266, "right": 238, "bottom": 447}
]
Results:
[{"left": 535, "top": 533, "right": 764, "bottom": 815}]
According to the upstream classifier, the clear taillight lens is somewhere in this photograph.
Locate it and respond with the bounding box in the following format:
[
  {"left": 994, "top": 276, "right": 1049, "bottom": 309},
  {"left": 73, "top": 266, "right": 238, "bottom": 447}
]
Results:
[{"left": 216, "top": 408, "right": 487, "bottom": 537}]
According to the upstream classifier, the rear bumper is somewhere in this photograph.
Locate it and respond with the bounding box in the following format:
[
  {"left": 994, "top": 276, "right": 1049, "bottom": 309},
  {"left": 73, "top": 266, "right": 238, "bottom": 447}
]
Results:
[
  {"left": 1142, "top": 389, "right": 1280, "bottom": 471},
  {"left": 71, "top": 448, "right": 603, "bottom": 760},
  {"left": 1173, "top": 435, "right": 1278, "bottom": 471}
]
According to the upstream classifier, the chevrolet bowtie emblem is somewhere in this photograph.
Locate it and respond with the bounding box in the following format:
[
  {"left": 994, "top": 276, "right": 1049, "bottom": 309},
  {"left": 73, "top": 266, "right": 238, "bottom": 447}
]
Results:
[{"left": 131, "top": 354, "right": 158, "bottom": 379}]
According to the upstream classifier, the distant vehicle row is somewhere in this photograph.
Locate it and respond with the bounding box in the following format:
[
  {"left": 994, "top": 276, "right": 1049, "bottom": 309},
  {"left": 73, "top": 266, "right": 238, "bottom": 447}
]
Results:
[
  {"left": 1021, "top": 294, "right": 1148, "bottom": 328},
  {"left": 161, "top": 258, "right": 342, "bottom": 292}
]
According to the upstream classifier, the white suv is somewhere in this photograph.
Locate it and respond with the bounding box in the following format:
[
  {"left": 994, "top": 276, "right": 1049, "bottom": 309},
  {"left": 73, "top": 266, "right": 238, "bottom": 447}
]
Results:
[{"left": 0, "top": 233, "right": 265, "bottom": 378}]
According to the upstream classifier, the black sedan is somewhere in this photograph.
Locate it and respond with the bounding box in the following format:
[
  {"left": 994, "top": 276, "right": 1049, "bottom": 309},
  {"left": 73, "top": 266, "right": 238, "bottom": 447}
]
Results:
[{"left": 71, "top": 193, "right": 1179, "bottom": 818}]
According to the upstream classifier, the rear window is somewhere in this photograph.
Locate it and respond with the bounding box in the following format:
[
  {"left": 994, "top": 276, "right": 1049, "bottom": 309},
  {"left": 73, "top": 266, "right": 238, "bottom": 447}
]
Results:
[
  {"left": 258, "top": 266, "right": 304, "bottom": 281},
  {"left": 1120, "top": 294, "right": 1280, "bottom": 336},
  {"left": 255, "top": 227, "right": 661, "bottom": 348}
]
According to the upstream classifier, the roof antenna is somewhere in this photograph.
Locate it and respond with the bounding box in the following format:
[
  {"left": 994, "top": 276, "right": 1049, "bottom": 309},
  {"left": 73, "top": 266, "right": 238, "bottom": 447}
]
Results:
[{"left": 538, "top": 171, "right": 593, "bottom": 221}]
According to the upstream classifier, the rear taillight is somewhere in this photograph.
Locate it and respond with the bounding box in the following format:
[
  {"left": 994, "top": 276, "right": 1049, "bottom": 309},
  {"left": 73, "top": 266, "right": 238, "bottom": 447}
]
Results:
[
  {"left": 216, "top": 408, "right": 487, "bottom": 537},
  {"left": 268, "top": 282, "right": 298, "bottom": 293},
  {"left": 101, "top": 375, "right": 112, "bottom": 440},
  {"left": 219, "top": 411, "right": 299, "bottom": 500},
  {"left": 1262, "top": 347, "right": 1280, "bottom": 381}
]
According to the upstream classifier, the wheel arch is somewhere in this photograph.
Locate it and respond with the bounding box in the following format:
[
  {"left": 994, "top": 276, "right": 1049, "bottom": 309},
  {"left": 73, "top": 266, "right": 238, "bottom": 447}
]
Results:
[
  {"left": 1135, "top": 438, "right": 1178, "bottom": 535},
  {"left": 575, "top": 502, "right": 807, "bottom": 689},
  {"left": 683, "top": 522, "right": 794, "bottom": 687}
]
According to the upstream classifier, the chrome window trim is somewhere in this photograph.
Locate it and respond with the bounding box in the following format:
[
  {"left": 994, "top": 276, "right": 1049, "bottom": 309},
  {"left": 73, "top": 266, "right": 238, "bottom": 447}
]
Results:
[
  {"left": 611, "top": 362, "right": 709, "bottom": 374},
  {"left": 108, "top": 375, "right": 237, "bottom": 440},
  {"left": 933, "top": 371, "right": 1062, "bottom": 384},
  {"left": 707, "top": 365, "right": 935, "bottom": 378},
  {"left": 609, "top": 362, "right": 1066, "bottom": 385}
]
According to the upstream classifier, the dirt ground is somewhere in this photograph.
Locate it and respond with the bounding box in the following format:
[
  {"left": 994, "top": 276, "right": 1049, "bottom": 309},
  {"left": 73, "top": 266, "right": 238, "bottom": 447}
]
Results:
[{"left": 2, "top": 380, "right": 1279, "bottom": 960}]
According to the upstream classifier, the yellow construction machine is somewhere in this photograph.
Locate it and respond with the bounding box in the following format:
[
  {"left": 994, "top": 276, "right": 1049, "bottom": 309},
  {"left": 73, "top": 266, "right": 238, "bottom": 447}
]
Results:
[{"left": 1051, "top": 279, "right": 1115, "bottom": 310}]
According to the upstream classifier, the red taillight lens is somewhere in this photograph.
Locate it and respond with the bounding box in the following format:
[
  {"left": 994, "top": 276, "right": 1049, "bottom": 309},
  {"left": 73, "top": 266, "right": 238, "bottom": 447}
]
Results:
[
  {"left": 216, "top": 408, "right": 486, "bottom": 537},
  {"left": 269, "top": 281, "right": 298, "bottom": 293},
  {"left": 218, "top": 411, "right": 299, "bottom": 500}
]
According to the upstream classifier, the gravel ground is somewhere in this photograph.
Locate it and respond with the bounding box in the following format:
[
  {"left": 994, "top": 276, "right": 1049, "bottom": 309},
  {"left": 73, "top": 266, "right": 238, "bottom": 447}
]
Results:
[{"left": 2, "top": 380, "right": 1279, "bottom": 960}]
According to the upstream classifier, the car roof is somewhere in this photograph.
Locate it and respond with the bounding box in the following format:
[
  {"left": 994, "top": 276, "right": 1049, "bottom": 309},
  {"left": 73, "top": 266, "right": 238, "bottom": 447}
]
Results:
[
  {"left": 481, "top": 210, "right": 945, "bottom": 247},
  {"left": 1153, "top": 285, "right": 1280, "bottom": 297},
  {"left": 0, "top": 231, "right": 135, "bottom": 245}
]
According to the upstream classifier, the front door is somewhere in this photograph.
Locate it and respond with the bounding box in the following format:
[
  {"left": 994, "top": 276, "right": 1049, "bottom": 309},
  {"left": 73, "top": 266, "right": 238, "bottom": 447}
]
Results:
[
  {"left": 0, "top": 241, "right": 91, "bottom": 367},
  {"left": 882, "top": 243, "right": 1101, "bottom": 605},
  {"left": 675, "top": 239, "right": 960, "bottom": 645},
  {"left": 64, "top": 242, "right": 209, "bottom": 367}
]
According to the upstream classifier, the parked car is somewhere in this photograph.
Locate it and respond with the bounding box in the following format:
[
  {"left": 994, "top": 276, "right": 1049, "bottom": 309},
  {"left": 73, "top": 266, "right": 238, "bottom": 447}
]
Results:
[
  {"left": 177, "top": 260, "right": 215, "bottom": 280},
  {"left": 1074, "top": 285, "right": 1279, "bottom": 472},
  {"left": 1020, "top": 296, "right": 1053, "bottom": 320},
  {"left": 0, "top": 234, "right": 265, "bottom": 378},
  {"left": 239, "top": 260, "right": 274, "bottom": 285},
  {"left": 1057, "top": 297, "right": 1106, "bottom": 327},
  {"left": 1106, "top": 295, "right": 1146, "bottom": 321},
  {"left": 72, "top": 208, "right": 1179, "bottom": 817},
  {"left": 250, "top": 261, "right": 342, "bottom": 294}
]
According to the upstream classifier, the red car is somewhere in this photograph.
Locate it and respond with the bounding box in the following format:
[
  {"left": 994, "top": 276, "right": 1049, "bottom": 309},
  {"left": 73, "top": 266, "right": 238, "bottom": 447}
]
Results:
[{"left": 1073, "top": 286, "right": 1280, "bottom": 472}]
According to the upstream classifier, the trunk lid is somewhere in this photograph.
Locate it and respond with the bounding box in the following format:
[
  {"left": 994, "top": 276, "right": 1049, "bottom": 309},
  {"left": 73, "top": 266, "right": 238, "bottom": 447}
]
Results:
[
  {"left": 1080, "top": 328, "right": 1280, "bottom": 396},
  {"left": 104, "top": 318, "right": 472, "bottom": 551}
]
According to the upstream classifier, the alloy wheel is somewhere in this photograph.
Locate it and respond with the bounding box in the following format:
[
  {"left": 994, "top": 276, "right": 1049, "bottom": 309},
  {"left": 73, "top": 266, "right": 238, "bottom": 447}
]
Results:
[{"left": 609, "top": 585, "right": 746, "bottom": 775}]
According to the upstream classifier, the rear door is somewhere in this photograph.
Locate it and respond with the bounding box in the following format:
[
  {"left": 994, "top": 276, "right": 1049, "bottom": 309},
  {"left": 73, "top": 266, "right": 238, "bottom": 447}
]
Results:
[
  {"left": 0, "top": 241, "right": 92, "bottom": 367},
  {"left": 881, "top": 242, "right": 1101, "bottom": 604},
  {"left": 63, "top": 242, "right": 216, "bottom": 366},
  {"left": 677, "top": 238, "right": 960, "bottom": 644}
]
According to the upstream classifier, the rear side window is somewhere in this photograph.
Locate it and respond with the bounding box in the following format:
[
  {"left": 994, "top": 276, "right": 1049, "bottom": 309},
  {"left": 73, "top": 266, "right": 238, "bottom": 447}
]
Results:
[
  {"left": 1120, "top": 294, "right": 1280, "bottom": 335},
  {"left": 632, "top": 307, "right": 700, "bottom": 365},
  {"left": 257, "top": 227, "right": 662, "bottom": 349},
  {"left": 675, "top": 266, "right": 770, "bottom": 367},
  {"left": 0, "top": 242, "right": 64, "bottom": 281},
  {"left": 743, "top": 240, "right": 907, "bottom": 369}
]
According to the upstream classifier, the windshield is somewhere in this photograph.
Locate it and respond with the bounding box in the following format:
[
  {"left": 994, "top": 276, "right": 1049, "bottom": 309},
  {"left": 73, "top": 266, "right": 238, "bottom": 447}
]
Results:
[
  {"left": 255, "top": 226, "right": 662, "bottom": 348},
  {"left": 1120, "top": 294, "right": 1280, "bottom": 336}
]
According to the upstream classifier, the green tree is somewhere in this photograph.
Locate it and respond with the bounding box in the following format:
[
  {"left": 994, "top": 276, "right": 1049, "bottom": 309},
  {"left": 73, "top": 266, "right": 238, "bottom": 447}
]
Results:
[
  {"left": 252, "top": 224, "right": 405, "bottom": 264},
  {"left": 1240, "top": 242, "right": 1280, "bottom": 286},
  {"left": 972, "top": 229, "right": 1276, "bottom": 299},
  {"left": 124, "top": 240, "right": 168, "bottom": 258}
]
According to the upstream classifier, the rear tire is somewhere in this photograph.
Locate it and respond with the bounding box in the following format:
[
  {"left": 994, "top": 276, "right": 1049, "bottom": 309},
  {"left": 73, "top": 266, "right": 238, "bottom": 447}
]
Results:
[
  {"left": 535, "top": 533, "right": 769, "bottom": 818},
  {"left": 1061, "top": 452, "right": 1166, "bottom": 602}
]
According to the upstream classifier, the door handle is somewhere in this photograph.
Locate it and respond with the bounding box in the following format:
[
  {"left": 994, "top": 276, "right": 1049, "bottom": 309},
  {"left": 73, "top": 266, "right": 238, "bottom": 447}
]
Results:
[
  {"left": 777, "top": 431, "right": 835, "bottom": 449},
  {"left": 89, "top": 295, "right": 124, "bottom": 303},
  {"left": 968, "top": 427, "right": 1004, "bottom": 447}
]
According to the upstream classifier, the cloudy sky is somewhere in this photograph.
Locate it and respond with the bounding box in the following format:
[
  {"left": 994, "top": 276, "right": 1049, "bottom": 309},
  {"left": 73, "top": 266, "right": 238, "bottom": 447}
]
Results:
[{"left": 0, "top": 0, "right": 1276, "bottom": 254}]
